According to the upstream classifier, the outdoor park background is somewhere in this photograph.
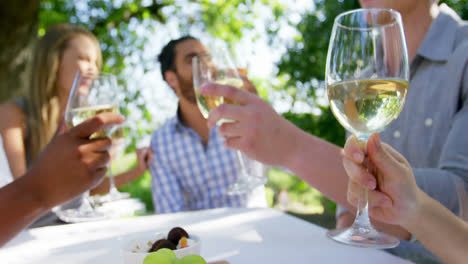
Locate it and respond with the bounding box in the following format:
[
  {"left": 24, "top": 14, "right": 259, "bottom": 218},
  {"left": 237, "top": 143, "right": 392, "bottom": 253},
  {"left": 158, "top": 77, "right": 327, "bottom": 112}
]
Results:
[{"left": 1, "top": 0, "right": 467, "bottom": 228}]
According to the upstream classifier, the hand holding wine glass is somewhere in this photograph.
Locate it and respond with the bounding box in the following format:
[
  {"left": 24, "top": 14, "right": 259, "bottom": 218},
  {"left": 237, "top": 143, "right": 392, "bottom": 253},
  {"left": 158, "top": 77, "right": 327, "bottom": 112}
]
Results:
[
  {"left": 57, "top": 71, "right": 122, "bottom": 222},
  {"left": 325, "top": 8, "right": 409, "bottom": 248},
  {"left": 193, "top": 45, "right": 266, "bottom": 195}
]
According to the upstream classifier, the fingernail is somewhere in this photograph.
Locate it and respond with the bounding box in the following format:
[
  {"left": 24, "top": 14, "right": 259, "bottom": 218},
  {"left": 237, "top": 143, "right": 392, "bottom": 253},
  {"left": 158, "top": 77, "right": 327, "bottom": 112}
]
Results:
[
  {"left": 353, "top": 152, "right": 364, "bottom": 163},
  {"left": 374, "top": 133, "right": 381, "bottom": 149},
  {"left": 382, "top": 197, "right": 392, "bottom": 207},
  {"left": 367, "top": 179, "right": 376, "bottom": 190}
]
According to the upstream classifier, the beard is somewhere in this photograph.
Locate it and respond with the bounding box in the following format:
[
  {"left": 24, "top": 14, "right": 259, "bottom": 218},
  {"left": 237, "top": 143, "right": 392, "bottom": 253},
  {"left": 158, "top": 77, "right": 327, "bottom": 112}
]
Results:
[{"left": 176, "top": 74, "right": 197, "bottom": 105}]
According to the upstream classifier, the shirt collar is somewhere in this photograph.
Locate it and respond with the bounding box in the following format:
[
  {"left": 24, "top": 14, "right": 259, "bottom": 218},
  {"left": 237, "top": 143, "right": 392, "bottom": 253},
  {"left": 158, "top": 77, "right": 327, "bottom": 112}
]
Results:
[
  {"left": 172, "top": 106, "right": 185, "bottom": 132},
  {"left": 417, "top": 4, "right": 462, "bottom": 62},
  {"left": 171, "top": 106, "right": 216, "bottom": 140}
]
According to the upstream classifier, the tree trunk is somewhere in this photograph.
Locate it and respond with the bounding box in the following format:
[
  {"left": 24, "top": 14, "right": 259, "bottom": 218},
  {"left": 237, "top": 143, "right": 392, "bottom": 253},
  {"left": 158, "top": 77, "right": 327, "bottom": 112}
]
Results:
[{"left": 0, "top": 1, "right": 40, "bottom": 103}]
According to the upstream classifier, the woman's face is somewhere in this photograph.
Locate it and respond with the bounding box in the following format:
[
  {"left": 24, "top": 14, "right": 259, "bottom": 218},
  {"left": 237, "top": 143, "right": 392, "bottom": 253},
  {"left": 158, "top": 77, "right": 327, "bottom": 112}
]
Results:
[
  {"left": 56, "top": 35, "right": 99, "bottom": 109},
  {"left": 359, "top": 0, "right": 422, "bottom": 14}
]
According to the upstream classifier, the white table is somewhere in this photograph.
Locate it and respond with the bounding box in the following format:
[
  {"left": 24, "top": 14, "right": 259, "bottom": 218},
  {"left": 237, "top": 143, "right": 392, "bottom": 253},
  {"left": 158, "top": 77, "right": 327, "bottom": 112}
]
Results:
[{"left": 0, "top": 208, "right": 412, "bottom": 264}]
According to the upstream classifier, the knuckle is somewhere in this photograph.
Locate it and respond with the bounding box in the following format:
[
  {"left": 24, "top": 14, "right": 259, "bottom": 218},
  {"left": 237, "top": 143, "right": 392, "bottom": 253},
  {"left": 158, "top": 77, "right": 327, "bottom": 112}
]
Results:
[
  {"left": 103, "top": 152, "right": 110, "bottom": 164},
  {"left": 76, "top": 144, "right": 86, "bottom": 158},
  {"left": 225, "top": 86, "right": 236, "bottom": 97},
  {"left": 247, "top": 109, "right": 262, "bottom": 123},
  {"left": 357, "top": 168, "right": 368, "bottom": 182},
  {"left": 217, "top": 104, "right": 227, "bottom": 115},
  {"left": 102, "top": 137, "right": 112, "bottom": 147},
  {"left": 92, "top": 115, "right": 106, "bottom": 128},
  {"left": 243, "top": 136, "right": 256, "bottom": 152}
]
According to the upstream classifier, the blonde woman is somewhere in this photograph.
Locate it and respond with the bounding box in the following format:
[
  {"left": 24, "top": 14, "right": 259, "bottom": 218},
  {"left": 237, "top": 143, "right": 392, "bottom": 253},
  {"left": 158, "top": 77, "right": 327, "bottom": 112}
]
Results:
[{"left": 0, "top": 24, "right": 149, "bottom": 224}]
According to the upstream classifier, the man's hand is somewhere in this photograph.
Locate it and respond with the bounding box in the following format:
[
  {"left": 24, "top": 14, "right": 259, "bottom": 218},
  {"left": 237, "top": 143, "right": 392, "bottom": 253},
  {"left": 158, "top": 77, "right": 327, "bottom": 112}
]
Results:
[
  {"left": 201, "top": 83, "right": 302, "bottom": 167},
  {"left": 25, "top": 112, "right": 124, "bottom": 210}
]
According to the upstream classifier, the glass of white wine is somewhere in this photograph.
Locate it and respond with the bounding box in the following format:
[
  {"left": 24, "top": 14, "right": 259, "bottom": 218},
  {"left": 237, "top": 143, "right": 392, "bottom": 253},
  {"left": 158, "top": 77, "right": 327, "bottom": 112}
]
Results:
[
  {"left": 192, "top": 46, "right": 266, "bottom": 195},
  {"left": 325, "top": 8, "right": 409, "bottom": 248},
  {"left": 57, "top": 71, "right": 122, "bottom": 222}
]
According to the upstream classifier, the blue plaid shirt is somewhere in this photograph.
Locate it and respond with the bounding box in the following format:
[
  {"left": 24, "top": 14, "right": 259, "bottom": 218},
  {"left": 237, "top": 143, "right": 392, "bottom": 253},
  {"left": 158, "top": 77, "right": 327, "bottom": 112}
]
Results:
[{"left": 149, "top": 114, "right": 266, "bottom": 214}]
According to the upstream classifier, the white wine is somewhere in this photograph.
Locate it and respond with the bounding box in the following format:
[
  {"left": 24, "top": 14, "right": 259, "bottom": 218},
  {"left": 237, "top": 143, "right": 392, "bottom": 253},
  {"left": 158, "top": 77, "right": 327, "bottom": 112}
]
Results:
[
  {"left": 328, "top": 79, "right": 408, "bottom": 136},
  {"left": 195, "top": 92, "right": 223, "bottom": 119},
  {"left": 67, "top": 104, "right": 123, "bottom": 139},
  {"left": 216, "top": 77, "right": 243, "bottom": 89},
  {"left": 195, "top": 77, "right": 243, "bottom": 118},
  {"left": 217, "top": 77, "right": 244, "bottom": 105}
]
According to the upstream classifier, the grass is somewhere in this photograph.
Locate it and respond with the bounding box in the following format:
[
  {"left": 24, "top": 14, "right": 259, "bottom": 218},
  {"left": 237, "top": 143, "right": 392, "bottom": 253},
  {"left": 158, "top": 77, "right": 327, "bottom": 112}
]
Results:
[{"left": 111, "top": 154, "right": 336, "bottom": 229}]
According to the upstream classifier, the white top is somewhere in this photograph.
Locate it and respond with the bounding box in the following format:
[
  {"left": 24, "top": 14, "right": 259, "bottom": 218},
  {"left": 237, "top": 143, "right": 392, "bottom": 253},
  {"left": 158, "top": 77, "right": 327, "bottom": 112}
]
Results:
[
  {"left": 0, "top": 136, "right": 13, "bottom": 188},
  {"left": 1, "top": 208, "right": 411, "bottom": 264}
]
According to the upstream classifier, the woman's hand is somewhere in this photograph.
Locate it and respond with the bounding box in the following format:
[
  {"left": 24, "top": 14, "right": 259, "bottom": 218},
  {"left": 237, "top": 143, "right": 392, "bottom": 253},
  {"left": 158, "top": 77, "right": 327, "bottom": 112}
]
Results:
[
  {"left": 342, "top": 133, "right": 423, "bottom": 228},
  {"left": 135, "top": 147, "right": 151, "bottom": 175}
]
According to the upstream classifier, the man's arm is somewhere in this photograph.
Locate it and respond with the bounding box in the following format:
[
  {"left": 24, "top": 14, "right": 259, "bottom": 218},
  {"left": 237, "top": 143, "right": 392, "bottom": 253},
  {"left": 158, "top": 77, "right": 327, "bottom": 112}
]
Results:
[
  {"left": 0, "top": 113, "right": 123, "bottom": 247},
  {"left": 0, "top": 175, "right": 47, "bottom": 247},
  {"left": 202, "top": 83, "right": 411, "bottom": 238}
]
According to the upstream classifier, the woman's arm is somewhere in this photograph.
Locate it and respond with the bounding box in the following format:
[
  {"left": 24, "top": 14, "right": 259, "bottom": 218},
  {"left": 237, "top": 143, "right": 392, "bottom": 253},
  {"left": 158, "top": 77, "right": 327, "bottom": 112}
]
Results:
[
  {"left": 0, "top": 102, "right": 27, "bottom": 179},
  {"left": 90, "top": 148, "right": 150, "bottom": 195},
  {"left": 405, "top": 191, "right": 468, "bottom": 264}
]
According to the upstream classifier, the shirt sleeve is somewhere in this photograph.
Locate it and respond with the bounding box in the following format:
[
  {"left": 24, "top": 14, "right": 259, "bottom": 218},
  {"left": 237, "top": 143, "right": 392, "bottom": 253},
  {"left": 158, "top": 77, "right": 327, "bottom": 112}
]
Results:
[
  {"left": 416, "top": 65, "right": 468, "bottom": 219},
  {"left": 150, "top": 136, "right": 185, "bottom": 214}
]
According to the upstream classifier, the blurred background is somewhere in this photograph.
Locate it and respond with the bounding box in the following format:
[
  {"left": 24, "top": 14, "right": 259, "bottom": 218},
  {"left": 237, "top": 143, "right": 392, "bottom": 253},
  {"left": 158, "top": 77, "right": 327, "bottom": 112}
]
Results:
[{"left": 1, "top": 0, "right": 467, "bottom": 228}]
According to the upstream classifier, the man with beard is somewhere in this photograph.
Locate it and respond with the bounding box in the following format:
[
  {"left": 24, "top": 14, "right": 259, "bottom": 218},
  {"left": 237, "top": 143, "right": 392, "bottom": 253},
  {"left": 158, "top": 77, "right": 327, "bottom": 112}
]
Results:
[{"left": 149, "top": 36, "right": 266, "bottom": 213}]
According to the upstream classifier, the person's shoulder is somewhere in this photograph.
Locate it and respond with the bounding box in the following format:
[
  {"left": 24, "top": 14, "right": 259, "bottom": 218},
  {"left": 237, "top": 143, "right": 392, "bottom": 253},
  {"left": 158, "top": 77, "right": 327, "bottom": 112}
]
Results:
[
  {"left": 151, "top": 118, "right": 177, "bottom": 137},
  {"left": 0, "top": 101, "right": 26, "bottom": 131},
  {"left": 150, "top": 117, "right": 178, "bottom": 147}
]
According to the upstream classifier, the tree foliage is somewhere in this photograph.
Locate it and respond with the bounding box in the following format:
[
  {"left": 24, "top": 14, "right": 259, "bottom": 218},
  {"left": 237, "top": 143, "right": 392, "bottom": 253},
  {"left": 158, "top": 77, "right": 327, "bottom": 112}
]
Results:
[{"left": 276, "top": 0, "right": 468, "bottom": 146}]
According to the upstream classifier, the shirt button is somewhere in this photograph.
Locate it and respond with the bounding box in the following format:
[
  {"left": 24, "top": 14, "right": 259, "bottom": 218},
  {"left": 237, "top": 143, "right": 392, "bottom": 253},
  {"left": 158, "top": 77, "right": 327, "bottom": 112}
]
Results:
[
  {"left": 425, "top": 118, "right": 433, "bottom": 127},
  {"left": 393, "top": 130, "right": 401, "bottom": 139}
]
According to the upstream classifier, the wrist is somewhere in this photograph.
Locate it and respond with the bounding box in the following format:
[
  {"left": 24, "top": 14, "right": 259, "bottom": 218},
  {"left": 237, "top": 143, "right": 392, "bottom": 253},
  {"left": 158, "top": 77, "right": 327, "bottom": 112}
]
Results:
[
  {"left": 16, "top": 170, "right": 50, "bottom": 213},
  {"left": 400, "top": 188, "right": 427, "bottom": 231},
  {"left": 281, "top": 119, "right": 310, "bottom": 169}
]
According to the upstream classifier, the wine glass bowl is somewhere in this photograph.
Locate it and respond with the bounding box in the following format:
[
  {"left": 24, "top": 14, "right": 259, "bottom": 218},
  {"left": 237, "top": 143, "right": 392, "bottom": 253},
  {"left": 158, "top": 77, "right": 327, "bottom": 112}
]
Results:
[{"left": 325, "top": 8, "right": 409, "bottom": 248}]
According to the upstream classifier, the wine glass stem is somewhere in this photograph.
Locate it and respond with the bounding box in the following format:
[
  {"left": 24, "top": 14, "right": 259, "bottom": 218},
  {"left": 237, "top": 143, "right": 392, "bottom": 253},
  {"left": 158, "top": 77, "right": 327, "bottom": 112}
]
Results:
[
  {"left": 352, "top": 187, "right": 372, "bottom": 231},
  {"left": 108, "top": 165, "right": 118, "bottom": 193},
  {"left": 235, "top": 150, "right": 249, "bottom": 178},
  {"left": 81, "top": 191, "right": 94, "bottom": 211},
  {"left": 352, "top": 135, "right": 374, "bottom": 232}
]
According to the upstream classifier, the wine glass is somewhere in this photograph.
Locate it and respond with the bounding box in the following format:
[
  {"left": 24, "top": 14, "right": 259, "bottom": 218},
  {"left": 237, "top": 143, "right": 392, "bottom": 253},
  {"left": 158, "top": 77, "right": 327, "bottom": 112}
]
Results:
[
  {"left": 192, "top": 46, "right": 266, "bottom": 195},
  {"left": 56, "top": 71, "right": 122, "bottom": 222},
  {"left": 325, "top": 8, "right": 409, "bottom": 248},
  {"left": 97, "top": 78, "right": 130, "bottom": 203}
]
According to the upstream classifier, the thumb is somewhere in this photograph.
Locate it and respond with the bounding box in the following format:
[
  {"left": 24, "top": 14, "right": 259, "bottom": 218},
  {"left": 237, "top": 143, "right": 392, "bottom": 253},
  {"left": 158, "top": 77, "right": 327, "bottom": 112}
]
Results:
[
  {"left": 367, "top": 133, "right": 401, "bottom": 176},
  {"left": 69, "top": 112, "right": 124, "bottom": 139}
]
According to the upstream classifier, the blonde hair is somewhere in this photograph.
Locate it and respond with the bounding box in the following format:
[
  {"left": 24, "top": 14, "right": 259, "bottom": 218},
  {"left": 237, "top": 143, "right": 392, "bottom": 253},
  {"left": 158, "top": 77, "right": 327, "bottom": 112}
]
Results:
[{"left": 25, "top": 24, "right": 102, "bottom": 163}]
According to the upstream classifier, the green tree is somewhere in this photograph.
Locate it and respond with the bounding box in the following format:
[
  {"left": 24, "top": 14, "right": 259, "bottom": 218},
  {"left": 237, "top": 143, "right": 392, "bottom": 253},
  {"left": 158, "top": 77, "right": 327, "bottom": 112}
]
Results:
[{"left": 276, "top": 0, "right": 360, "bottom": 147}]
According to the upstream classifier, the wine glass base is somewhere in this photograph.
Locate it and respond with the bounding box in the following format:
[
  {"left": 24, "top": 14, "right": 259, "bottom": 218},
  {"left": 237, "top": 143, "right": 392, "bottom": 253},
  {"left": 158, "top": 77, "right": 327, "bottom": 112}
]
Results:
[
  {"left": 226, "top": 176, "right": 267, "bottom": 195},
  {"left": 55, "top": 208, "right": 109, "bottom": 223},
  {"left": 326, "top": 227, "right": 400, "bottom": 249},
  {"left": 95, "top": 191, "right": 130, "bottom": 203}
]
